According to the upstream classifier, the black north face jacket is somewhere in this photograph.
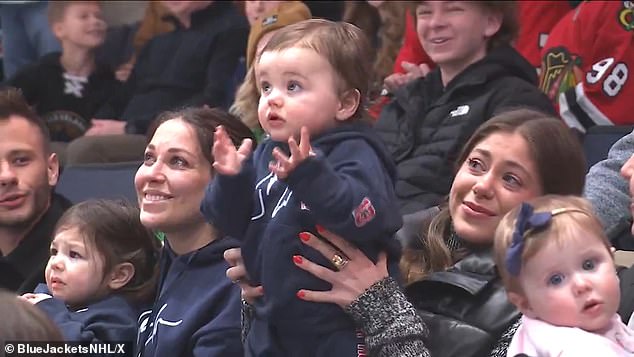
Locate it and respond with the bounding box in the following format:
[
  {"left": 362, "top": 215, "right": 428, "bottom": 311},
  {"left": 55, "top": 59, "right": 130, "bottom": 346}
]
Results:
[{"left": 376, "top": 45, "right": 555, "bottom": 214}]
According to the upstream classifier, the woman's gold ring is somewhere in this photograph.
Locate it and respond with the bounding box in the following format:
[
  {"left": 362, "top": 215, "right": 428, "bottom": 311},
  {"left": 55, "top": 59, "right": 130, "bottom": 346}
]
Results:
[{"left": 331, "top": 253, "right": 349, "bottom": 271}]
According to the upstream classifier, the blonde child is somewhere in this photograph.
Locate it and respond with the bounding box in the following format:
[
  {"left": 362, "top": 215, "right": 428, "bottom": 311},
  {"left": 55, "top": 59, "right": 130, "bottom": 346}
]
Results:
[
  {"left": 20, "top": 199, "right": 160, "bottom": 343},
  {"left": 494, "top": 195, "right": 634, "bottom": 356},
  {"left": 201, "top": 19, "right": 402, "bottom": 356}
]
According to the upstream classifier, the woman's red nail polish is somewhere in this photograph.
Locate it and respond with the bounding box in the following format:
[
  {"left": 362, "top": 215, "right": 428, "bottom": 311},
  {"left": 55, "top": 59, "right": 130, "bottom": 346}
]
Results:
[
  {"left": 316, "top": 225, "right": 325, "bottom": 234},
  {"left": 293, "top": 255, "right": 303, "bottom": 265},
  {"left": 296, "top": 290, "right": 306, "bottom": 299},
  {"left": 299, "top": 232, "right": 310, "bottom": 242}
]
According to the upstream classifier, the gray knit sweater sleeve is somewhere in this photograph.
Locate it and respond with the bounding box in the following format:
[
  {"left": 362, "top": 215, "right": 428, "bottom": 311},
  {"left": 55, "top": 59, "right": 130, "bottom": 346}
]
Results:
[
  {"left": 345, "top": 277, "right": 521, "bottom": 357},
  {"left": 584, "top": 129, "right": 634, "bottom": 237},
  {"left": 345, "top": 277, "right": 431, "bottom": 357}
]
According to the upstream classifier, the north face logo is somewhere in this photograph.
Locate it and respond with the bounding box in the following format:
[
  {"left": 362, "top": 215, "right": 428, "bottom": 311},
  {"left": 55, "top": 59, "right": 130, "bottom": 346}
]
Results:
[{"left": 449, "top": 105, "right": 470, "bottom": 117}]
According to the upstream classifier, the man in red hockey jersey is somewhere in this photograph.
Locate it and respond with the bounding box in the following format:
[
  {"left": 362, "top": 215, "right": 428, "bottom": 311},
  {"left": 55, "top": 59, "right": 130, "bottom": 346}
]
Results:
[{"left": 540, "top": 1, "right": 634, "bottom": 132}]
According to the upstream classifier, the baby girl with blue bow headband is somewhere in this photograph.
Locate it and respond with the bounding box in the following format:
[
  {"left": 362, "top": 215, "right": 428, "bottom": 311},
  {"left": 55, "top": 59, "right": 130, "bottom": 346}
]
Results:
[{"left": 493, "top": 195, "right": 634, "bottom": 356}]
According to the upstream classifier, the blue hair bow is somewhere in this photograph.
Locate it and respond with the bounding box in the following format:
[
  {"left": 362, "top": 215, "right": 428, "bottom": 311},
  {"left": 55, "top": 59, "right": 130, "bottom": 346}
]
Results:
[{"left": 505, "top": 202, "right": 553, "bottom": 276}]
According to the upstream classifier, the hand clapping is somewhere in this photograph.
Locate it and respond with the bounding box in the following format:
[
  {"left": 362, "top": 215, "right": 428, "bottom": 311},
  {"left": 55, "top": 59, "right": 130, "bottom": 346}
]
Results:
[
  {"left": 269, "top": 127, "right": 315, "bottom": 179},
  {"left": 212, "top": 126, "right": 253, "bottom": 175}
]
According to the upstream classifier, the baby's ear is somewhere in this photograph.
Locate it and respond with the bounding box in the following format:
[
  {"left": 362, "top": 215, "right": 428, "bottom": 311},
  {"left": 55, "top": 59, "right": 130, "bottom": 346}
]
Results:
[
  {"left": 335, "top": 89, "right": 361, "bottom": 122},
  {"left": 107, "top": 262, "right": 135, "bottom": 290},
  {"left": 508, "top": 291, "right": 537, "bottom": 318}
]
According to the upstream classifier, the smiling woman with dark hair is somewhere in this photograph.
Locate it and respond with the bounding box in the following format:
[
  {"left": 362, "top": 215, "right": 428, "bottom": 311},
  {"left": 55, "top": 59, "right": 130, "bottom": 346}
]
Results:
[{"left": 134, "top": 107, "right": 254, "bottom": 357}]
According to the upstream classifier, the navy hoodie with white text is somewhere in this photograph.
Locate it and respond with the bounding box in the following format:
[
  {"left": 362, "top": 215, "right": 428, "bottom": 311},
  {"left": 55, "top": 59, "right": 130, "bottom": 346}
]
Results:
[
  {"left": 135, "top": 237, "right": 242, "bottom": 357},
  {"left": 34, "top": 283, "right": 139, "bottom": 344},
  {"left": 201, "top": 122, "right": 403, "bottom": 334}
]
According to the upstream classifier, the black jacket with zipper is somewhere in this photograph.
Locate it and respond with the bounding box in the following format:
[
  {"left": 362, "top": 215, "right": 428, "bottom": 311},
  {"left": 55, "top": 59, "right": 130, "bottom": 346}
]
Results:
[
  {"left": 376, "top": 45, "right": 555, "bottom": 214},
  {"left": 95, "top": 2, "right": 248, "bottom": 135},
  {"left": 405, "top": 249, "right": 520, "bottom": 357}
]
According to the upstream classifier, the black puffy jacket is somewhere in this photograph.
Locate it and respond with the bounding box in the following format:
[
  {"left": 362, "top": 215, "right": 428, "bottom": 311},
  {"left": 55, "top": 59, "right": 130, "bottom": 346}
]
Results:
[
  {"left": 405, "top": 249, "right": 519, "bottom": 357},
  {"left": 95, "top": 2, "right": 248, "bottom": 135},
  {"left": 376, "top": 45, "right": 555, "bottom": 214}
]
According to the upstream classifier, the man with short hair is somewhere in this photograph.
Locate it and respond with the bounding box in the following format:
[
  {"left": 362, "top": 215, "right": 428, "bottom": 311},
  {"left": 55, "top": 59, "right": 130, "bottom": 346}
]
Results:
[{"left": 0, "top": 87, "right": 72, "bottom": 293}]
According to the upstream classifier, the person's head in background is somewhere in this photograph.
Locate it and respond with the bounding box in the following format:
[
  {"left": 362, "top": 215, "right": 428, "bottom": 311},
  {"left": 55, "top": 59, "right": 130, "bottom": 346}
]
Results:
[
  {"left": 494, "top": 195, "right": 618, "bottom": 333},
  {"left": 256, "top": 19, "right": 373, "bottom": 142},
  {"left": 46, "top": 199, "right": 160, "bottom": 309},
  {"left": 160, "top": 1, "right": 213, "bottom": 28},
  {"left": 343, "top": 1, "right": 409, "bottom": 97},
  {"left": 230, "top": 1, "right": 311, "bottom": 135},
  {"left": 48, "top": 1, "right": 107, "bottom": 51},
  {"left": 0, "top": 290, "right": 63, "bottom": 344},
  {"left": 415, "top": 1, "right": 518, "bottom": 86},
  {"left": 244, "top": 0, "right": 285, "bottom": 26},
  {"left": 369, "top": 1, "right": 410, "bottom": 94},
  {"left": 0, "top": 88, "right": 58, "bottom": 255},
  {"left": 401, "top": 109, "right": 586, "bottom": 283},
  {"left": 341, "top": 1, "right": 381, "bottom": 48},
  {"left": 136, "top": 107, "right": 254, "bottom": 255}
]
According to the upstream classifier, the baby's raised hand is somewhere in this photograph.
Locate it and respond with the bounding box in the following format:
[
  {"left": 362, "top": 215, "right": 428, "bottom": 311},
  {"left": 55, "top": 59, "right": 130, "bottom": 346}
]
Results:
[
  {"left": 212, "top": 126, "right": 253, "bottom": 175},
  {"left": 270, "top": 127, "right": 315, "bottom": 179}
]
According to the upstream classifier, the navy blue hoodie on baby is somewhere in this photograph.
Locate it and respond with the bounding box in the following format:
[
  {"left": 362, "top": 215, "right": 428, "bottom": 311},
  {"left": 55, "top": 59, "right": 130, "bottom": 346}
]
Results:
[
  {"left": 201, "top": 122, "right": 403, "bottom": 355},
  {"left": 34, "top": 283, "right": 139, "bottom": 346}
]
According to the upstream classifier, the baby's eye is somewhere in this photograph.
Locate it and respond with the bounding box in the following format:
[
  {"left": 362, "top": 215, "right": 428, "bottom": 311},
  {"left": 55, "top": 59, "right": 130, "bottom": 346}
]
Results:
[
  {"left": 548, "top": 273, "right": 564, "bottom": 286},
  {"left": 287, "top": 81, "right": 302, "bottom": 92},
  {"left": 49, "top": 247, "right": 58, "bottom": 256},
  {"left": 69, "top": 251, "right": 83, "bottom": 259},
  {"left": 582, "top": 259, "right": 596, "bottom": 271},
  {"left": 260, "top": 82, "right": 272, "bottom": 94}
]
